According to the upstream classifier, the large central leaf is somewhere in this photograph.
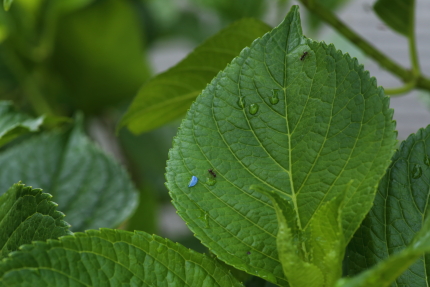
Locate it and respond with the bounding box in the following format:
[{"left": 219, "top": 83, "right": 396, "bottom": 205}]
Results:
[{"left": 166, "top": 6, "right": 396, "bottom": 285}]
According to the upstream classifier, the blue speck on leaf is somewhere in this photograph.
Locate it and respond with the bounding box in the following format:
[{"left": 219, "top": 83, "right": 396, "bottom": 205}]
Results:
[{"left": 188, "top": 176, "right": 198, "bottom": 187}]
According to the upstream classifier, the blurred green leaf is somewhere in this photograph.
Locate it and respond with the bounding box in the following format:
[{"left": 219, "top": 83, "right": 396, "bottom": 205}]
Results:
[
  {"left": 166, "top": 5, "right": 396, "bottom": 285},
  {"left": 348, "top": 125, "right": 430, "bottom": 285},
  {"left": 373, "top": 0, "right": 414, "bottom": 37},
  {"left": 0, "top": 115, "right": 138, "bottom": 231},
  {"left": 191, "top": 0, "right": 267, "bottom": 21},
  {"left": 120, "top": 18, "right": 271, "bottom": 134},
  {"left": 0, "top": 229, "right": 243, "bottom": 287},
  {"left": 50, "top": 0, "right": 150, "bottom": 114},
  {"left": 0, "top": 101, "right": 44, "bottom": 147},
  {"left": 0, "top": 183, "right": 72, "bottom": 259}
]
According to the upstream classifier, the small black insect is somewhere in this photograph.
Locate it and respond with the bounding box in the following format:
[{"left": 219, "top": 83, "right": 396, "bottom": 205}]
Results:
[
  {"left": 247, "top": 251, "right": 251, "bottom": 255},
  {"left": 208, "top": 169, "right": 216, "bottom": 178},
  {"left": 300, "top": 51, "right": 308, "bottom": 61}
]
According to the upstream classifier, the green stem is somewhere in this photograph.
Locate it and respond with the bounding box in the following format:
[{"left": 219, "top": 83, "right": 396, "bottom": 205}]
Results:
[
  {"left": 408, "top": 0, "right": 420, "bottom": 76},
  {"left": 384, "top": 80, "right": 416, "bottom": 96},
  {"left": 299, "top": 0, "right": 430, "bottom": 92}
]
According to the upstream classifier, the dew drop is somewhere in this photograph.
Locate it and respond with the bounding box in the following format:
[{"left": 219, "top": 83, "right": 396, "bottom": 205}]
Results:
[
  {"left": 237, "top": 97, "right": 245, "bottom": 109},
  {"left": 206, "top": 177, "right": 216, "bottom": 186},
  {"left": 412, "top": 164, "right": 422, "bottom": 179},
  {"left": 270, "top": 89, "right": 280, "bottom": 105},
  {"left": 249, "top": 103, "right": 259, "bottom": 115},
  {"left": 156, "top": 245, "right": 167, "bottom": 253},
  {"left": 425, "top": 156, "right": 430, "bottom": 166},
  {"left": 198, "top": 212, "right": 210, "bottom": 228}
]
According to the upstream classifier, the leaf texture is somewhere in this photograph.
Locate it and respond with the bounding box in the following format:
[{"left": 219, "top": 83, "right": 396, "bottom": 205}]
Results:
[
  {"left": 0, "top": 183, "right": 72, "bottom": 259},
  {"left": 0, "top": 229, "right": 243, "bottom": 287},
  {"left": 348, "top": 125, "right": 430, "bottom": 286},
  {"left": 166, "top": 6, "right": 396, "bottom": 285}
]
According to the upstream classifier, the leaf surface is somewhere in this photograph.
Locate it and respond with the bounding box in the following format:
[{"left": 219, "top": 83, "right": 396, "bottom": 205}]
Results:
[
  {"left": 0, "top": 229, "right": 243, "bottom": 287},
  {"left": 373, "top": 0, "right": 414, "bottom": 37},
  {"left": 0, "top": 101, "right": 44, "bottom": 147},
  {"left": 339, "top": 214, "right": 430, "bottom": 287},
  {"left": 0, "top": 116, "right": 138, "bottom": 232},
  {"left": 0, "top": 183, "right": 72, "bottom": 259},
  {"left": 348, "top": 125, "right": 430, "bottom": 286},
  {"left": 166, "top": 5, "right": 396, "bottom": 285},
  {"left": 119, "top": 18, "right": 271, "bottom": 134}
]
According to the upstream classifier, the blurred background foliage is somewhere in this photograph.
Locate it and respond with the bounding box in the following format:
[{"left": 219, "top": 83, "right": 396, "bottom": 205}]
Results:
[{"left": 0, "top": 0, "right": 351, "bottom": 265}]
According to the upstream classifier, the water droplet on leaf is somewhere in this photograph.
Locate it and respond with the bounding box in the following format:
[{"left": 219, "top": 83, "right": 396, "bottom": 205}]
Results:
[
  {"left": 156, "top": 245, "right": 167, "bottom": 253},
  {"left": 249, "top": 103, "right": 259, "bottom": 115},
  {"left": 412, "top": 164, "right": 422, "bottom": 179},
  {"left": 206, "top": 177, "right": 216, "bottom": 186},
  {"left": 237, "top": 97, "right": 245, "bottom": 109},
  {"left": 270, "top": 89, "right": 280, "bottom": 105},
  {"left": 425, "top": 156, "right": 430, "bottom": 166}
]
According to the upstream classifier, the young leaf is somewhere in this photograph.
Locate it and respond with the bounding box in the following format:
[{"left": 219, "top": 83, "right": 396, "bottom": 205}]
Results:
[
  {"left": 0, "top": 116, "right": 138, "bottom": 232},
  {"left": 0, "top": 183, "right": 72, "bottom": 259},
  {"left": 373, "top": 0, "right": 414, "bottom": 37},
  {"left": 166, "top": 5, "right": 396, "bottom": 285},
  {"left": 0, "top": 101, "right": 44, "bottom": 147},
  {"left": 348, "top": 125, "right": 430, "bottom": 285},
  {"left": 119, "top": 18, "right": 271, "bottom": 134},
  {"left": 0, "top": 229, "right": 243, "bottom": 287}
]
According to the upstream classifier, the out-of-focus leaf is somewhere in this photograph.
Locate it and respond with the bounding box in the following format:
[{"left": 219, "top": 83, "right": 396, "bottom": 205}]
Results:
[
  {"left": 0, "top": 229, "right": 243, "bottom": 287},
  {"left": 191, "top": 0, "right": 267, "bottom": 21},
  {"left": 0, "top": 101, "right": 44, "bottom": 147},
  {"left": 0, "top": 115, "right": 138, "bottom": 231},
  {"left": 51, "top": 0, "right": 150, "bottom": 114},
  {"left": 166, "top": 5, "right": 396, "bottom": 285},
  {"left": 119, "top": 18, "right": 271, "bottom": 134},
  {"left": 348, "top": 125, "right": 430, "bottom": 285},
  {"left": 373, "top": 0, "right": 414, "bottom": 37},
  {"left": 0, "top": 183, "right": 72, "bottom": 259}
]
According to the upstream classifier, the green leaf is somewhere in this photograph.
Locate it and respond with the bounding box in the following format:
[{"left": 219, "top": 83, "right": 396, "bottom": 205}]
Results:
[
  {"left": 0, "top": 183, "right": 72, "bottom": 259},
  {"left": 348, "top": 125, "right": 430, "bottom": 285},
  {"left": 119, "top": 18, "right": 272, "bottom": 134},
  {"left": 3, "top": 0, "right": 12, "bottom": 11},
  {"left": 373, "top": 0, "right": 414, "bottom": 37},
  {"left": 0, "top": 116, "right": 138, "bottom": 232},
  {"left": 0, "top": 229, "right": 243, "bottom": 287},
  {"left": 338, "top": 215, "right": 430, "bottom": 287},
  {"left": 0, "top": 101, "right": 44, "bottom": 147},
  {"left": 166, "top": 5, "right": 396, "bottom": 285}
]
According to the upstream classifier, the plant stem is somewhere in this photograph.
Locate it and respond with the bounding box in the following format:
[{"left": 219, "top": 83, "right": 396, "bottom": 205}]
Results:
[
  {"left": 384, "top": 80, "right": 416, "bottom": 96},
  {"left": 408, "top": 0, "right": 420, "bottom": 77},
  {"left": 299, "top": 0, "right": 430, "bottom": 92}
]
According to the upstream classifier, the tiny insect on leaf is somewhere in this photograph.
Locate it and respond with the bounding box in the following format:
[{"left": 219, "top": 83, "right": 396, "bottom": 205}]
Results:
[{"left": 300, "top": 51, "right": 308, "bottom": 61}]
